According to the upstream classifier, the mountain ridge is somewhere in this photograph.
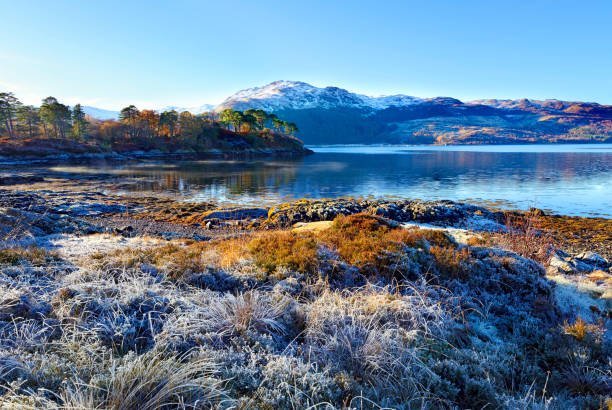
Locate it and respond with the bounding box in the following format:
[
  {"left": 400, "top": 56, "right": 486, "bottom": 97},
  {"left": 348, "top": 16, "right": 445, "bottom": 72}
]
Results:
[
  {"left": 81, "top": 80, "right": 612, "bottom": 145},
  {"left": 216, "top": 81, "right": 612, "bottom": 144}
]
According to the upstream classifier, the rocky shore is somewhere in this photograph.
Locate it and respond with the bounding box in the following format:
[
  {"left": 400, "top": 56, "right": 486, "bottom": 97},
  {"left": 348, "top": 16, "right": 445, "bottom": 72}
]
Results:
[{"left": 0, "top": 146, "right": 313, "bottom": 165}]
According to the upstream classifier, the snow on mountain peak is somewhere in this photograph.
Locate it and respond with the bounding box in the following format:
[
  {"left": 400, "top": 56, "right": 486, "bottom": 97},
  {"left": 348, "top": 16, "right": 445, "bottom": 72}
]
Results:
[{"left": 217, "top": 81, "right": 423, "bottom": 111}]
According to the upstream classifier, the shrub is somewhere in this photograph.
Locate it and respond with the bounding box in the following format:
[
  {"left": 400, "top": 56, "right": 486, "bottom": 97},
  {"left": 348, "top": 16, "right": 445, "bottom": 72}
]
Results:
[
  {"left": 563, "top": 317, "right": 602, "bottom": 342},
  {"left": 248, "top": 231, "right": 319, "bottom": 276},
  {"left": 430, "top": 245, "right": 471, "bottom": 279},
  {"left": 491, "top": 212, "right": 557, "bottom": 264}
]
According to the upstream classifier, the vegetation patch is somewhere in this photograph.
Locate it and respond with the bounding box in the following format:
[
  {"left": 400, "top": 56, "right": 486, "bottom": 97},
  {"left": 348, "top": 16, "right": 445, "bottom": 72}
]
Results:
[{"left": 0, "top": 246, "right": 58, "bottom": 266}]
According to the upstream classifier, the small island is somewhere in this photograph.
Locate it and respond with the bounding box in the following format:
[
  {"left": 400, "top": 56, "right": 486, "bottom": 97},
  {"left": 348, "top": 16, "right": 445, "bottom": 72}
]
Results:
[{"left": 0, "top": 92, "right": 311, "bottom": 161}]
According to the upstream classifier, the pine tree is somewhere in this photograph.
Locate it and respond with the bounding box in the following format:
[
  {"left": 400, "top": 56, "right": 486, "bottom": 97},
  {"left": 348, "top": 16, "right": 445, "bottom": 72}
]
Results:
[
  {"left": 0, "top": 92, "right": 21, "bottom": 138},
  {"left": 71, "top": 104, "right": 88, "bottom": 139}
]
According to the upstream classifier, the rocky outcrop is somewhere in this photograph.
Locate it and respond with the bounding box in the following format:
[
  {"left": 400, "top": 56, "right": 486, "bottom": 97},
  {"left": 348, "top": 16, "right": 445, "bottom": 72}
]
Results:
[
  {"left": 266, "top": 198, "right": 502, "bottom": 228},
  {"left": 548, "top": 249, "right": 610, "bottom": 275},
  {"left": 0, "top": 207, "right": 101, "bottom": 241}
]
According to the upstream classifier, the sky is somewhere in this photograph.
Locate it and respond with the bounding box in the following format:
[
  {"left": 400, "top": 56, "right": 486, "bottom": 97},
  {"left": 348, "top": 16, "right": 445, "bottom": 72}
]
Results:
[{"left": 1, "top": 0, "right": 611, "bottom": 109}]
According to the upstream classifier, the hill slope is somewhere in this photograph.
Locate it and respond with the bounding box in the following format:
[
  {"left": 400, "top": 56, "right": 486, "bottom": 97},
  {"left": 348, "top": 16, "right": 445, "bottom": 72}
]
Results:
[{"left": 216, "top": 81, "right": 612, "bottom": 145}]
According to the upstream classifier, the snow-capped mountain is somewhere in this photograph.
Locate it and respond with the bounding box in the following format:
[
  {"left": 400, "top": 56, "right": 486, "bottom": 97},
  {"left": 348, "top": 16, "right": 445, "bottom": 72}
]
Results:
[
  {"left": 214, "top": 80, "right": 611, "bottom": 145},
  {"left": 216, "top": 80, "right": 423, "bottom": 111},
  {"left": 160, "top": 104, "right": 216, "bottom": 114},
  {"left": 81, "top": 104, "right": 215, "bottom": 120},
  {"left": 77, "top": 81, "right": 610, "bottom": 145},
  {"left": 82, "top": 106, "right": 119, "bottom": 120}
]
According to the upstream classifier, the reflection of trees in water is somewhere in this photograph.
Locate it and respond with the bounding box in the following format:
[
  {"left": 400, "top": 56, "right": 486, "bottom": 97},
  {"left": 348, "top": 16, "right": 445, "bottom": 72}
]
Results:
[
  {"left": 116, "top": 159, "right": 304, "bottom": 196},
  {"left": 68, "top": 151, "right": 610, "bottom": 214}
]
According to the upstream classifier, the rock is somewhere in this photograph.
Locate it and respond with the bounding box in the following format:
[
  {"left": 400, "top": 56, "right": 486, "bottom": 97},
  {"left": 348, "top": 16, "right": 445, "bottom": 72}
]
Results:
[
  {"left": 266, "top": 198, "right": 500, "bottom": 228},
  {"left": 575, "top": 251, "right": 608, "bottom": 268},
  {"left": 114, "top": 225, "right": 134, "bottom": 237},
  {"left": 529, "top": 207, "right": 547, "bottom": 216},
  {"left": 548, "top": 253, "right": 577, "bottom": 273},
  {"left": 56, "top": 203, "right": 128, "bottom": 216},
  {"left": 203, "top": 208, "right": 268, "bottom": 221},
  {"left": 0, "top": 207, "right": 101, "bottom": 240},
  {"left": 548, "top": 250, "right": 608, "bottom": 275}
]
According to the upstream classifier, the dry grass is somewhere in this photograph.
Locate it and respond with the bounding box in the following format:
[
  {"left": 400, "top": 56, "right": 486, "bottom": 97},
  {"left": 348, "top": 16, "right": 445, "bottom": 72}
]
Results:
[
  {"left": 0, "top": 246, "right": 58, "bottom": 266},
  {"left": 562, "top": 317, "right": 603, "bottom": 341}
]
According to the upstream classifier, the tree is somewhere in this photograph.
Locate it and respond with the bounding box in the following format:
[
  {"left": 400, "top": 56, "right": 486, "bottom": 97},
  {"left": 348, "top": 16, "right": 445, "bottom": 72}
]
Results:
[
  {"left": 245, "top": 109, "right": 267, "bottom": 130},
  {"left": 284, "top": 122, "right": 298, "bottom": 136},
  {"left": 16, "top": 105, "right": 40, "bottom": 138},
  {"left": 219, "top": 108, "right": 243, "bottom": 132},
  {"left": 159, "top": 110, "right": 179, "bottom": 137},
  {"left": 271, "top": 116, "right": 284, "bottom": 132},
  {"left": 39, "top": 97, "right": 71, "bottom": 138},
  {"left": 242, "top": 113, "right": 258, "bottom": 133},
  {"left": 119, "top": 105, "right": 140, "bottom": 138},
  {"left": 71, "top": 104, "right": 88, "bottom": 139},
  {"left": 138, "top": 110, "right": 159, "bottom": 139},
  {"left": 0, "top": 92, "right": 21, "bottom": 138}
]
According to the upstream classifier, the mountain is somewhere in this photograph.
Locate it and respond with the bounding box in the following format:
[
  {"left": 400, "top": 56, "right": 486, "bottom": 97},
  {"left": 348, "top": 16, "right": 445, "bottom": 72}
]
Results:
[
  {"left": 217, "top": 80, "right": 423, "bottom": 111},
  {"left": 216, "top": 81, "right": 612, "bottom": 145},
  {"left": 82, "top": 106, "right": 119, "bottom": 120},
  {"left": 82, "top": 104, "right": 215, "bottom": 121},
  {"left": 160, "top": 104, "right": 215, "bottom": 114}
]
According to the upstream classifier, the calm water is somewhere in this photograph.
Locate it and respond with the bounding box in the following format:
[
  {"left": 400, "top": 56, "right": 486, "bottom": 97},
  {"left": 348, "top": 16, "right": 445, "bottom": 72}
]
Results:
[{"left": 50, "top": 144, "right": 612, "bottom": 217}]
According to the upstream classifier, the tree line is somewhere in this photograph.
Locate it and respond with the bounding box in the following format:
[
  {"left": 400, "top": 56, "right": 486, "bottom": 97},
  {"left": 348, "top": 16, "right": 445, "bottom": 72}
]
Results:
[
  {"left": 218, "top": 108, "right": 298, "bottom": 135},
  {"left": 0, "top": 92, "right": 88, "bottom": 139},
  {"left": 0, "top": 92, "right": 299, "bottom": 144}
]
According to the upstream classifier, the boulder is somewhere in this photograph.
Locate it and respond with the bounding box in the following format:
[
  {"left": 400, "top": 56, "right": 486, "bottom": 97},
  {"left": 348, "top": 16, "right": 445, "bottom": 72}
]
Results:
[
  {"left": 575, "top": 251, "right": 609, "bottom": 268},
  {"left": 548, "top": 250, "right": 609, "bottom": 275}
]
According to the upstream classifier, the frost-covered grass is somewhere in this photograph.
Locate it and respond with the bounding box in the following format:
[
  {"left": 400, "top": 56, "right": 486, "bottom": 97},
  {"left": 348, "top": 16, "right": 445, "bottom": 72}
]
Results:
[{"left": 0, "top": 213, "right": 609, "bottom": 409}]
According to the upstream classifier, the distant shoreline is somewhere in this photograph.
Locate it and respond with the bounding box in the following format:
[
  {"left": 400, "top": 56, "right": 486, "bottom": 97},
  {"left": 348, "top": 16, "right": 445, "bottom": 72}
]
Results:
[{"left": 0, "top": 147, "right": 314, "bottom": 165}]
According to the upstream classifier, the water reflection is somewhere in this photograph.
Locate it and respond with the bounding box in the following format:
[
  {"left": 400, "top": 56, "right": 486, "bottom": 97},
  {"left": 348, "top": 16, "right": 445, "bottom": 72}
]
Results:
[{"left": 47, "top": 145, "right": 612, "bottom": 216}]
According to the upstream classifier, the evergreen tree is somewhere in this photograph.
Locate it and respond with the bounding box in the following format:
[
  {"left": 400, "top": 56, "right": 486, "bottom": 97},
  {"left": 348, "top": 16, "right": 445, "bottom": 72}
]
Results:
[
  {"left": 16, "top": 105, "right": 40, "bottom": 138},
  {"left": 39, "top": 97, "right": 71, "bottom": 138},
  {"left": 0, "top": 92, "right": 21, "bottom": 138},
  {"left": 119, "top": 105, "right": 140, "bottom": 138},
  {"left": 71, "top": 104, "right": 88, "bottom": 139},
  {"left": 160, "top": 110, "right": 179, "bottom": 137}
]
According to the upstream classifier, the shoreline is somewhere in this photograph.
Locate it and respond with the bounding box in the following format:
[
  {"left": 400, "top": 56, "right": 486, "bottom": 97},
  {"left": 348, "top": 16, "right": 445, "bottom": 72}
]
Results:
[{"left": 0, "top": 146, "right": 314, "bottom": 165}]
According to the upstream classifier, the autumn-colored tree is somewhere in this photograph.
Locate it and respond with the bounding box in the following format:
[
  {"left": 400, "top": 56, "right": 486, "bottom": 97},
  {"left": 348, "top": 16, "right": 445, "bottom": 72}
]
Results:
[{"left": 138, "top": 110, "right": 159, "bottom": 138}]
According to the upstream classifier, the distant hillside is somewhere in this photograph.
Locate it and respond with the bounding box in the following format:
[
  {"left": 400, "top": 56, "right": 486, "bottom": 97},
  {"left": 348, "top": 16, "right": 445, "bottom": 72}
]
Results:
[
  {"left": 82, "top": 106, "right": 119, "bottom": 120},
  {"left": 216, "top": 81, "right": 612, "bottom": 145}
]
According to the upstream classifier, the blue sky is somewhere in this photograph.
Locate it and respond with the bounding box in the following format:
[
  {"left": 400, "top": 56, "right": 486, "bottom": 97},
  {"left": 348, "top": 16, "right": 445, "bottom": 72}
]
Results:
[{"left": 1, "top": 0, "right": 611, "bottom": 109}]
